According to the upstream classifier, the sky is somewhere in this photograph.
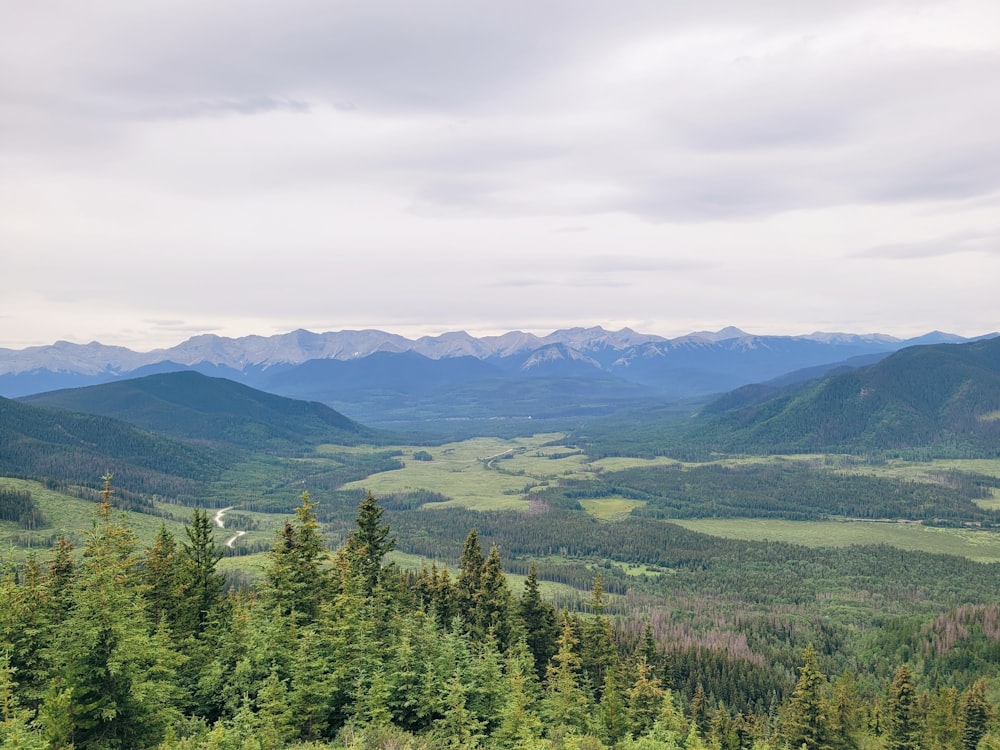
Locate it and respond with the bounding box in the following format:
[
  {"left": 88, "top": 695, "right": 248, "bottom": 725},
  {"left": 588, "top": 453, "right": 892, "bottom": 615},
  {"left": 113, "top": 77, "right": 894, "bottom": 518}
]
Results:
[{"left": 2, "top": 0, "right": 999, "bottom": 351}]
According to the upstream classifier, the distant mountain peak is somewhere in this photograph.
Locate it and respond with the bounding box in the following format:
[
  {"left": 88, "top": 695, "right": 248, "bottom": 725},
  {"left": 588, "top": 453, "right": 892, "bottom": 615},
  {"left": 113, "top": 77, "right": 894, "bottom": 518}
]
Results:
[
  {"left": 678, "top": 326, "right": 750, "bottom": 343},
  {"left": 2, "top": 326, "right": 997, "bottom": 409},
  {"left": 804, "top": 331, "right": 901, "bottom": 345}
]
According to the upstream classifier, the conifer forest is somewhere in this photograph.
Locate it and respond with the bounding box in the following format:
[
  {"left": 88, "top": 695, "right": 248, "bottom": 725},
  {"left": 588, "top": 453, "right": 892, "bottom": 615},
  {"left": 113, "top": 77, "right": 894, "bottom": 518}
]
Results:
[{"left": 4, "top": 473, "right": 1000, "bottom": 750}]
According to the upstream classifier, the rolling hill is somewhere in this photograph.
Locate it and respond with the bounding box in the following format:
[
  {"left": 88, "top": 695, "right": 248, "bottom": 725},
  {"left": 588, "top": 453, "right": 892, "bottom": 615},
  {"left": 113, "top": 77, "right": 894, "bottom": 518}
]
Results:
[
  {"left": 0, "top": 395, "right": 225, "bottom": 503},
  {"left": 692, "top": 337, "right": 1000, "bottom": 454},
  {"left": 19, "top": 371, "right": 383, "bottom": 449}
]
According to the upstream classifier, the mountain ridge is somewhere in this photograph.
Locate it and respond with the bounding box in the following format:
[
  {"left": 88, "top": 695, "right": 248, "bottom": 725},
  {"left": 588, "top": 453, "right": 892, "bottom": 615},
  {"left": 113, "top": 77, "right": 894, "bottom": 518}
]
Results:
[
  {"left": 690, "top": 337, "right": 1000, "bottom": 454},
  {"left": 4, "top": 327, "right": 998, "bottom": 426},
  {"left": 3, "top": 325, "right": 992, "bottom": 378},
  {"left": 19, "top": 371, "right": 382, "bottom": 449}
]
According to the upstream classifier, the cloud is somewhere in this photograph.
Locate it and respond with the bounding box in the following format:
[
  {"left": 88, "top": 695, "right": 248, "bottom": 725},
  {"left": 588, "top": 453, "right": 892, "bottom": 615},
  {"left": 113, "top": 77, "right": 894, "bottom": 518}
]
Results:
[
  {"left": 4, "top": 1, "right": 998, "bottom": 224},
  {"left": 3, "top": 0, "right": 1000, "bottom": 347},
  {"left": 578, "top": 255, "right": 707, "bottom": 273},
  {"left": 858, "top": 229, "right": 1000, "bottom": 259}
]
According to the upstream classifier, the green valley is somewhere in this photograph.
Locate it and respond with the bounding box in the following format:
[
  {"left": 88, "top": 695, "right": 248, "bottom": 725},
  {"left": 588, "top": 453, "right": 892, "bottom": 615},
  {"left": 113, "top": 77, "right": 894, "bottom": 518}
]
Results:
[{"left": 5, "top": 338, "right": 1000, "bottom": 748}]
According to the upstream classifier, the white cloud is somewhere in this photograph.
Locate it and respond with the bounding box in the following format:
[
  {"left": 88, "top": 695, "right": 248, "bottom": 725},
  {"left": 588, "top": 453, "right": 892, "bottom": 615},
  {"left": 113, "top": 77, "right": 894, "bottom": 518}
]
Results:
[{"left": 1, "top": 0, "right": 999, "bottom": 347}]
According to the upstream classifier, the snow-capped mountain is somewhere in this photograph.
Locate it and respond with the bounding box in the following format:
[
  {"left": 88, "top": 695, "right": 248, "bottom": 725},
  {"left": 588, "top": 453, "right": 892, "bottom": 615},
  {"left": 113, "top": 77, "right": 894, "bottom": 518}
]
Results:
[{"left": 1, "top": 327, "right": 996, "bottom": 411}]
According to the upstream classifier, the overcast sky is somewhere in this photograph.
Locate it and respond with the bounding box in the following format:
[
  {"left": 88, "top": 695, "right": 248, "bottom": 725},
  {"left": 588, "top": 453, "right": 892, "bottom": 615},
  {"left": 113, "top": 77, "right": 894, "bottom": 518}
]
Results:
[{"left": 3, "top": 0, "right": 999, "bottom": 350}]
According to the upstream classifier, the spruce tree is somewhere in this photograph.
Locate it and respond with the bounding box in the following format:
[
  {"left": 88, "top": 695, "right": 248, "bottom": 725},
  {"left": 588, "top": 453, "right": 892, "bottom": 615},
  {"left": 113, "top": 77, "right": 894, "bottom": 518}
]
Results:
[
  {"left": 828, "top": 670, "right": 862, "bottom": 750},
  {"left": 177, "top": 508, "right": 224, "bottom": 634},
  {"left": 433, "top": 564, "right": 460, "bottom": 626},
  {"left": 598, "top": 667, "right": 628, "bottom": 745},
  {"left": 0, "top": 557, "right": 52, "bottom": 713},
  {"left": 886, "top": 665, "right": 920, "bottom": 750},
  {"left": 457, "top": 529, "right": 485, "bottom": 618},
  {"left": 143, "top": 522, "right": 182, "bottom": 626},
  {"left": 266, "top": 491, "right": 329, "bottom": 622},
  {"left": 924, "top": 686, "right": 961, "bottom": 750},
  {"left": 343, "top": 491, "right": 395, "bottom": 598},
  {"left": 0, "top": 650, "right": 46, "bottom": 749},
  {"left": 542, "top": 612, "right": 592, "bottom": 737},
  {"left": 47, "top": 535, "right": 75, "bottom": 624},
  {"left": 689, "top": 682, "right": 710, "bottom": 739},
  {"left": 519, "top": 563, "right": 558, "bottom": 680},
  {"left": 493, "top": 639, "right": 544, "bottom": 747},
  {"left": 782, "top": 643, "right": 833, "bottom": 750},
  {"left": 627, "top": 660, "right": 666, "bottom": 738},
  {"left": 43, "top": 475, "right": 180, "bottom": 749},
  {"left": 961, "top": 678, "right": 990, "bottom": 750},
  {"left": 581, "top": 573, "right": 617, "bottom": 701},
  {"left": 474, "top": 546, "right": 515, "bottom": 649},
  {"left": 433, "top": 668, "right": 485, "bottom": 749}
]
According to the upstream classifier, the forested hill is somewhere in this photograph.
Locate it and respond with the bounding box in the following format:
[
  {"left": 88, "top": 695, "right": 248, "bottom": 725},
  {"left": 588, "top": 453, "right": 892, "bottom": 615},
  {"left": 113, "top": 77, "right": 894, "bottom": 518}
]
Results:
[
  {"left": 18, "top": 370, "right": 383, "bottom": 449},
  {"left": 691, "top": 337, "right": 1000, "bottom": 454},
  {"left": 0, "top": 395, "right": 224, "bottom": 501}
]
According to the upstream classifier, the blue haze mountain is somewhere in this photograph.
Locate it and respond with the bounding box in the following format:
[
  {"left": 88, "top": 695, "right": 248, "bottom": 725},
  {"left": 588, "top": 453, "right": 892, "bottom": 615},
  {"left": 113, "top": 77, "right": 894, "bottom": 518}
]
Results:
[{"left": 3, "top": 327, "right": 997, "bottom": 428}]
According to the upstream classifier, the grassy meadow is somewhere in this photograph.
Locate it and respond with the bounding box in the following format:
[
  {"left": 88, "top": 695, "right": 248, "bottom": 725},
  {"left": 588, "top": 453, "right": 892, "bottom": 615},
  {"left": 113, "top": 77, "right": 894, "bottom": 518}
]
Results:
[
  {"left": 672, "top": 517, "right": 1000, "bottom": 563},
  {"left": 7, "top": 433, "right": 1000, "bottom": 569}
]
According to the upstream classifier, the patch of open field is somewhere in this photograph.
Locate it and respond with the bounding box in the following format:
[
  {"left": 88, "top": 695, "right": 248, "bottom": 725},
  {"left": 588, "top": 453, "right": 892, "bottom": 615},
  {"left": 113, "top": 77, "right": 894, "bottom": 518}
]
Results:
[
  {"left": 340, "top": 434, "right": 588, "bottom": 510},
  {"left": 579, "top": 497, "right": 647, "bottom": 519},
  {"left": 0, "top": 477, "right": 201, "bottom": 556},
  {"left": 672, "top": 517, "right": 1000, "bottom": 563}
]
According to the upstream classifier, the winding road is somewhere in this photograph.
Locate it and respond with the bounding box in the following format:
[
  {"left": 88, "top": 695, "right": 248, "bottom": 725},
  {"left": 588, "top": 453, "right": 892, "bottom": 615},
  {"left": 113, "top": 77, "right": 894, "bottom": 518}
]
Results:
[{"left": 213, "top": 506, "right": 246, "bottom": 549}]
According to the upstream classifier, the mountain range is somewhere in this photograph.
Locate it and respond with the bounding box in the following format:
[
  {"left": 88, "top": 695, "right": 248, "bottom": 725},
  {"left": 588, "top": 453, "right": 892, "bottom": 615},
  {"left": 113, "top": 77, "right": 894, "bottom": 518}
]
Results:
[
  {"left": 2, "top": 326, "right": 996, "bottom": 428},
  {"left": 7, "top": 335, "right": 1000, "bottom": 507}
]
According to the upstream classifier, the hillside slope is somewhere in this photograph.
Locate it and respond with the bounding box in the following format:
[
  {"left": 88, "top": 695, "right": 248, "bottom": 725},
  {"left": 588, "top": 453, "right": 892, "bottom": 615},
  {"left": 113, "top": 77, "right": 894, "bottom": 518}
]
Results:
[
  {"left": 19, "top": 371, "right": 382, "bottom": 449},
  {"left": 0, "top": 395, "right": 224, "bottom": 501},
  {"left": 693, "top": 337, "right": 1000, "bottom": 454}
]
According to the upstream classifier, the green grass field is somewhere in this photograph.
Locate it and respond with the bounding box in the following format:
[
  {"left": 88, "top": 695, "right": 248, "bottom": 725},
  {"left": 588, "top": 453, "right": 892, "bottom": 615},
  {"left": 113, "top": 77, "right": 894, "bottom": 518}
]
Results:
[
  {"left": 671, "top": 517, "right": 1000, "bottom": 562},
  {"left": 578, "top": 497, "right": 647, "bottom": 519},
  {"left": 339, "top": 434, "right": 592, "bottom": 510},
  {"left": 10, "top": 434, "right": 1000, "bottom": 567}
]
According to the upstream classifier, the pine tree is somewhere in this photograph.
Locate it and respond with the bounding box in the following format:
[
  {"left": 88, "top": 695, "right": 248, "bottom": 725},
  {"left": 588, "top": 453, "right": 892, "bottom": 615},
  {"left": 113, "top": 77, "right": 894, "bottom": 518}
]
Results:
[
  {"left": 782, "top": 643, "right": 833, "bottom": 750},
  {"left": 343, "top": 491, "right": 395, "bottom": 598},
  {"left": 627, "top": 660, "right": 666, "bottom": 738},
  {"left": 961, "top": 678, "right": 991, "bottom": 750},
  {"left": 542, "top": 612, "right": 592, "bottom": 737},
  {"left": 177, "top": 508, "right": 225, "bottom": 635},
  {"left": 143, "top": 522, "right": 182, "bottom": 626},
  {"left": 886, "top": 665, "right": 920, "bottom": 750},
  {"left": 457, "top": 529, "right": 485, "bottom": 618},
  {"left": 474, "top": 546, "right": 516, "bottom": 649},
  {"left": 266, "top": 491, "right": 329, "bottom": 623},
  {"left": 689, "top": 682, "right": 710, "bottom": 738},
  {"left": 0, "top": 650, "right": 46, "bottom": 749},
  {"left": 43, "top": 475, "right": 180, "bottom": 749},
  {"left": 520, "top": 563, "right": 558, "bottom": 681}
]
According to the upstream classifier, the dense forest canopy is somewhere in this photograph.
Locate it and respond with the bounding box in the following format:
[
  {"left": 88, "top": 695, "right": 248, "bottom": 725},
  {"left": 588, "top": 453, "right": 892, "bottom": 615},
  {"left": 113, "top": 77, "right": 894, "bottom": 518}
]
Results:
[{"left": 3, "top": 482, "right": 1000, "bottom": 749}]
